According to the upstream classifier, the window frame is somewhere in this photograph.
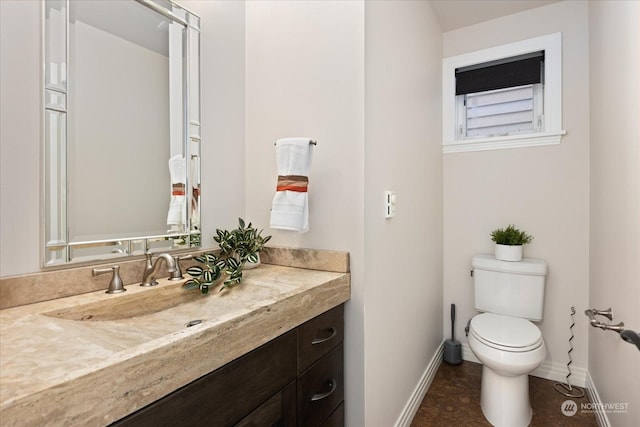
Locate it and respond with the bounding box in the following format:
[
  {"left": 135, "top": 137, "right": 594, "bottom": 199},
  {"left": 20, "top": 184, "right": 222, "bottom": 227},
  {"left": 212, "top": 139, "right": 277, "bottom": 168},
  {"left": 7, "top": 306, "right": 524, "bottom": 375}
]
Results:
[{"left": 442, "top": 32, "right": 565, "bottom": 153}]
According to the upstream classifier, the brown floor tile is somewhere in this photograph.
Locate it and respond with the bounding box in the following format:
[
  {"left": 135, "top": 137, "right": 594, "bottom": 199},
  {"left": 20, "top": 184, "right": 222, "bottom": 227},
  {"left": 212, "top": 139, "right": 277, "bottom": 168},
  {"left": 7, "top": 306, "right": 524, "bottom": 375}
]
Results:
[{"left": 410, "top": 361, "right": 597, "bottom": 427}]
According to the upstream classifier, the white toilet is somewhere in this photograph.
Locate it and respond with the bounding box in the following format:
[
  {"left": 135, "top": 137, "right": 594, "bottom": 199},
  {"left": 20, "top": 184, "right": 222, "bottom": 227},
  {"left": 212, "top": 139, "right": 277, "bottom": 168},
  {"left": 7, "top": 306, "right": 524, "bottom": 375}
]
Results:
[{"left": 468, "top": 254, "right": 548, "bottom": 427}]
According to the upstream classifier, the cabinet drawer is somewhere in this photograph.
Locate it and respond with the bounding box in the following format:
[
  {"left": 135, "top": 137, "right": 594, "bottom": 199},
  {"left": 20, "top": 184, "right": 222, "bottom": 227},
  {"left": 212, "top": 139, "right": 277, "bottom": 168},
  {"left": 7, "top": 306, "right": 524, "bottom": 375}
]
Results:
[
  {"left": 298, "top": 305, "right": 344, "bottom": 373},
  {"left": 320, "top": 403, "right": 344, "bottom": 427},
  {"left": 297, "top": 344, "right": 344, "bottom": 427},
  {"left": 112, "top": 330, "right": 297, "bottom": 427},
  {"left": 235, "top": 381, "right": 296, "bottom": 427}
]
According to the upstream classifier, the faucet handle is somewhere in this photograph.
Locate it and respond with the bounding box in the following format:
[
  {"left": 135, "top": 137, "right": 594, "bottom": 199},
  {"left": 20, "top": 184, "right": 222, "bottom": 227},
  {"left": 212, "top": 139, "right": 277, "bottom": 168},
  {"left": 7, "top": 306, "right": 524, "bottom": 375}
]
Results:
[
  {"left": 92, "top": 265, "right": 126, "bottom": 294},
  {"left": 169, "top": 254, "right": 193, "bottom": 281}
]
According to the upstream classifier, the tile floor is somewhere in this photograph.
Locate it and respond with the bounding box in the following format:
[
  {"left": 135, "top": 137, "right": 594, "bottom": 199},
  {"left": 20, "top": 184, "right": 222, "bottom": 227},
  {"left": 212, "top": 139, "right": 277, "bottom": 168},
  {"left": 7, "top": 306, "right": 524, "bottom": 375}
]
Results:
[{"left": 410, "top": 361, "right": 597, "bottom": 426}]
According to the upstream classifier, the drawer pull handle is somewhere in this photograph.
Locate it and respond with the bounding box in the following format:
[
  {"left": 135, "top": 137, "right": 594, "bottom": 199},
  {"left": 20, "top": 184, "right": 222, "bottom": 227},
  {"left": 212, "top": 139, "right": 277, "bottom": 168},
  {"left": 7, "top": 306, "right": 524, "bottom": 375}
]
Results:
[
  {"left": 311, "top": 379, "right": 337, "bottom": 402},
  {"left": 311, "top": 327, "right": 337, "bottom": 345}
]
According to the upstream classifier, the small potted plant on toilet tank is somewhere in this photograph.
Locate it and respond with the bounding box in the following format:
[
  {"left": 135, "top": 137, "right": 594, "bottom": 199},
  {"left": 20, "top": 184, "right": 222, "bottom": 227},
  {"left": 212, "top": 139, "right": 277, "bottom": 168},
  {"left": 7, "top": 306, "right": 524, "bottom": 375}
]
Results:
[{"left": 490, "top": 224, "right": 533, "bottom": 262}]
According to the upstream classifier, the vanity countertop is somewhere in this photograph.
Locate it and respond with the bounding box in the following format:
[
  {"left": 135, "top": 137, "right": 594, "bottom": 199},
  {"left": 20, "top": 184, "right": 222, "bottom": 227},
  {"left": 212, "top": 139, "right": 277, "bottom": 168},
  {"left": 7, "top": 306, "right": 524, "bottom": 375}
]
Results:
[{"left": 0, "top": 263, "right": 350, "bottom": 427}]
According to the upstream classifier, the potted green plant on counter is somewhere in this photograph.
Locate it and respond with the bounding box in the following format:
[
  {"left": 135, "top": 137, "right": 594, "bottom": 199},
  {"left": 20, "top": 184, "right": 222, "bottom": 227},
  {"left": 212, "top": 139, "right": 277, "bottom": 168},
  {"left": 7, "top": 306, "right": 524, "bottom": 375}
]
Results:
[
  {"left": 184, "top": 252, "right": 228, "bottom": 294},
  {"left": 490, "top": 224, "right": 533, "bottom": 262},
  {"left": 184, "top": 218, "right": 271, "bottom": 294},
  {"left": 214, "top": 218, "right": 272, "bottom": 269}
]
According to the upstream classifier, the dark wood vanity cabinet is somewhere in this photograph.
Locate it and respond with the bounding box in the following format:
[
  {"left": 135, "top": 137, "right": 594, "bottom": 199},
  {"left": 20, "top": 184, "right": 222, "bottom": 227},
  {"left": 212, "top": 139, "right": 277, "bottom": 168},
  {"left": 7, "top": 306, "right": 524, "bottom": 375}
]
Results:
[{"left": 112, "top": 304, "right": 344, "bottom": 427}]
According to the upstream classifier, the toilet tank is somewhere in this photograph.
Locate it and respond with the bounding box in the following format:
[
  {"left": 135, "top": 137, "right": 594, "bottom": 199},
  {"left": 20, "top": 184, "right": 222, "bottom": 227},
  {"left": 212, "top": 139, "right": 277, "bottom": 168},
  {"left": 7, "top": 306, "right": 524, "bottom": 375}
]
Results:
[{"left": 472, "top": 254, "right": 547, "bottom": 321}]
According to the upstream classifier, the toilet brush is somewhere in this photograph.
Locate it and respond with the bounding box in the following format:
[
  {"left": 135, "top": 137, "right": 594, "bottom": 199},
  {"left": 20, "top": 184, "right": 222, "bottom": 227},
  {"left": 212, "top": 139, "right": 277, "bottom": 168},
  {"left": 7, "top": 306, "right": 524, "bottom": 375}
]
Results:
[
  {"left": 444, "top": 304, "right": 462, "bottom": 365},
  {"left": 553, "top": 306, "right": 585, "bottom": 398}
]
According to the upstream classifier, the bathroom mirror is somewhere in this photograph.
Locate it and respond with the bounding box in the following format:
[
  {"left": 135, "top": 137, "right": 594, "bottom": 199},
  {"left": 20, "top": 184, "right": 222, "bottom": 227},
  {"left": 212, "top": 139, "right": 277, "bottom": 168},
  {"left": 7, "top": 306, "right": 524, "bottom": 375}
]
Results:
[{"left": 43, "top": 0, "right": 201, "bottom": 266}]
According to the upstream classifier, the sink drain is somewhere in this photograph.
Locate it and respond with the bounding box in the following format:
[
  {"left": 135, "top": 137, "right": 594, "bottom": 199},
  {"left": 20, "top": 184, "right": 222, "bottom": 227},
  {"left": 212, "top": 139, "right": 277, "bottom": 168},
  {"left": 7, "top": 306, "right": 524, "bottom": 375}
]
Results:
[{"left": 185, "top": 319, "right": 202, "bottom": 327}]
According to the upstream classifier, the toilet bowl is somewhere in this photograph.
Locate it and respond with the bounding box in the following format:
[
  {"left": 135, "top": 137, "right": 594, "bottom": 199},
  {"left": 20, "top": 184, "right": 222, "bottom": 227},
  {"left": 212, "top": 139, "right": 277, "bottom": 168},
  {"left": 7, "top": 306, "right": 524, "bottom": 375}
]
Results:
[
  {"left": 470, "top": 254, "right": 548, "bottom": 425},
  {"left": 468, "top": 312, "right": 546, "bottom": 427}
]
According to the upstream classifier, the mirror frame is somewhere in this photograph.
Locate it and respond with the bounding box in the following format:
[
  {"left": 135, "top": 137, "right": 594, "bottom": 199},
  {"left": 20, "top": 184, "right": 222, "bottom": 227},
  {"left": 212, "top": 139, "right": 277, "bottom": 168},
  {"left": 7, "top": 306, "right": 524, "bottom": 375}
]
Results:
[{"left": 42, "top": 0, "right": 201, "bottom": 267}]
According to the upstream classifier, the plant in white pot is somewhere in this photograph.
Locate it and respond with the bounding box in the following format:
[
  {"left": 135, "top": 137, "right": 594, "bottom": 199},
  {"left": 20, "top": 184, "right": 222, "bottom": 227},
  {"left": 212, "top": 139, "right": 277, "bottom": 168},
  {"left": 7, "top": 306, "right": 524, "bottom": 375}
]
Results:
[
  {"left": 184, "top": 218, "right": 271, "bottom": 294},
  {"left": 490, "top": 224, "right": 533, "bottom": 262},
  {"left": 214, "top": 218, "right": 272, "bottom": 270}
]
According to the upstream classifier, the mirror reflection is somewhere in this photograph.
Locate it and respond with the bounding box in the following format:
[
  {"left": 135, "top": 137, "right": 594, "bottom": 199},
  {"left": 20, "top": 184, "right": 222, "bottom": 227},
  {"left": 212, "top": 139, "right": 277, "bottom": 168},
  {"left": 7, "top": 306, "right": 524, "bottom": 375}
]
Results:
[{"left": 43, "top": 0, "right": 201, "bottom": 266}]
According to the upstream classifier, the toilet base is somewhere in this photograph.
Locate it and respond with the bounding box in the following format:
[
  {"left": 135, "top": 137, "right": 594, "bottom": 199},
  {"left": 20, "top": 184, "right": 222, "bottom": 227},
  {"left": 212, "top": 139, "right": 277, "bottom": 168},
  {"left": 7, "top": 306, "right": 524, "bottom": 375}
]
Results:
[{"left": 480, "top": 365, "right": 532, "bottom": 427}]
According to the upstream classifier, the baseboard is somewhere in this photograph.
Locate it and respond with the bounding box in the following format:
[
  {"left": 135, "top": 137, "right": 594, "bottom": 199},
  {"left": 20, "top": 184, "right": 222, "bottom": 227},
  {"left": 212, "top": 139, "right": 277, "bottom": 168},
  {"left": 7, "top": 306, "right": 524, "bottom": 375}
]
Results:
[
  {"left": 533, "top": 359, "right": 587, "bottom": 388},
  {"left": 461, "top": 342, "right": 587, "bottom": 387},
  {"left": 585, "top": 371, "right": 612, "bottom": 427},
  {"left": 462, "top": 342, "right": 480, "bottom": 363},
  {"left": 394, "top": 341, "right": 444, "bottom": 427}
]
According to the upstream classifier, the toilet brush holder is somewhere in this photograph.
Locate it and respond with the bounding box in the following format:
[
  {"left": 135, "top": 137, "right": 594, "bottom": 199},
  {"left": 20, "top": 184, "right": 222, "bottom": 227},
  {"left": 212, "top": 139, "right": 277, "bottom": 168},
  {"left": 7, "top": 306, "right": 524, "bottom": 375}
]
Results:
[{"left": 444, "top": 304, "right": 462, "bottom": 365}]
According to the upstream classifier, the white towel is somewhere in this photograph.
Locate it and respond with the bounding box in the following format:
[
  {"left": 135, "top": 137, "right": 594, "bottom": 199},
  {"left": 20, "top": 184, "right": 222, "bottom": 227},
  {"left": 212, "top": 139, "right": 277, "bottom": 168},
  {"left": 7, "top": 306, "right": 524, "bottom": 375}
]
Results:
[
  {"left": 167, "top": 154, "right": 186, "bottom": 230},
  {"left": 270, "top": 138, "right": 314, "bottom": 232},
  {"left": 190, "top": 155, "right": 201, "bottom": 228}
]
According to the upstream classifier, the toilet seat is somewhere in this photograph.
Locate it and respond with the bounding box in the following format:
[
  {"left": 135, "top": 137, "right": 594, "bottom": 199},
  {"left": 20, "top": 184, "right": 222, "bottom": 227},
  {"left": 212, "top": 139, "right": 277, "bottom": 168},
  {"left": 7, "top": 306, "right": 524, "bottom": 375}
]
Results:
[{"left": 470, "top": 313, "right": 543, "bottom": 352}]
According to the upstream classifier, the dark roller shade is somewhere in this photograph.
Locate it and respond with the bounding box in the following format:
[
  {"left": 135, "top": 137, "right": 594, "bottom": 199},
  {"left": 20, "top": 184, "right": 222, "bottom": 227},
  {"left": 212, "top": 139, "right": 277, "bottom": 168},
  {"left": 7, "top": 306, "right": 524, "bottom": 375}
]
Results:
[{"left": 456, "top": 51, "right": 544, "bottom": 96}]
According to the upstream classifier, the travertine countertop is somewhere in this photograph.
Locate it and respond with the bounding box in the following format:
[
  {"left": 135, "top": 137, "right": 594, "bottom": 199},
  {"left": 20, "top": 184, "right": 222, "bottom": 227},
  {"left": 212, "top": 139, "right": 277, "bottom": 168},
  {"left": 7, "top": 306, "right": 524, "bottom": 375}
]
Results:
[{"left": 0, "top": 263, "right": 350, "bottom": 426}]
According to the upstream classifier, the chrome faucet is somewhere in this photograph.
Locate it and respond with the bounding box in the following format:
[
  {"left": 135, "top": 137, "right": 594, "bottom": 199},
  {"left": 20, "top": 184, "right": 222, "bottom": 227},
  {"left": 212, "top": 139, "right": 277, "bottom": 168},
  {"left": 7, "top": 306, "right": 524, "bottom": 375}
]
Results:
[
  {"left": 92, "top": 265, "right": 126, "bottom": 294},
  {"left": 141, "top": 252, "right": 177, "bottom": 287}
]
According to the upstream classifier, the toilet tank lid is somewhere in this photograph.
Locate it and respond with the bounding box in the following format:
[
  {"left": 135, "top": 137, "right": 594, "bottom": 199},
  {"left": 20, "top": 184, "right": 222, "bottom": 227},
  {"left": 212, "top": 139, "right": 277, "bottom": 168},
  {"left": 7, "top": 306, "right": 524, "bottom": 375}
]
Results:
[{"left": 472, "top": 254, "right": 547, "bottom": 275}]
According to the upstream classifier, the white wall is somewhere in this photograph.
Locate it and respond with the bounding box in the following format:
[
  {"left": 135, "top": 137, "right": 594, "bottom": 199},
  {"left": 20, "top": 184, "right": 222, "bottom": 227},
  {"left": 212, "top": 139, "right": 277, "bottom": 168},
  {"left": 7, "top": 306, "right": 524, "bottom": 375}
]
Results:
[
  {"left": 442, "top": 0, "right": 591, "bottom": 377},
  {"left": 589, "top": 1, "right": 640, "bottom": 425},
  {"left": 364, "top": 1, "right": 442, "bottom": 425},
  {"left": 244, "top": 2, "right": 443, "bottom": 425},
  {"left": 0, "top": 0, "right": 41, "bottom": 276},
  {"left": 0, "top": 0, "right": 246, "bottom": 276},
  {"left": 244, "top": 2, "right": 366, "bottom": 424}
]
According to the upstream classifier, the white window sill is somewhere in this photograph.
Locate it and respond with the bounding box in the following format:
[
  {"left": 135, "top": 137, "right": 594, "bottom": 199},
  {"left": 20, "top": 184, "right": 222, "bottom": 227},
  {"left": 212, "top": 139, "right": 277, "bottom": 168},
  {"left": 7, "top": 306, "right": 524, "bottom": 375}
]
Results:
[{"left": 442, "top": 130, "right": 566, "bottom": 154}]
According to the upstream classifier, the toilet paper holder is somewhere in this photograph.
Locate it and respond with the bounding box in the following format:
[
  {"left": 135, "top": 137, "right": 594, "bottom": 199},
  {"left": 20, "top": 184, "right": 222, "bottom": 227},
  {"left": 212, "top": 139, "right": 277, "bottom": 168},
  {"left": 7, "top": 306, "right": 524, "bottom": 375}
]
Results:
[
  {"left": 585, "top": 307, "right": 624, "bottom": 332},
  {"left": 585, "top": 307, "right": 640, "bottom": 351}
]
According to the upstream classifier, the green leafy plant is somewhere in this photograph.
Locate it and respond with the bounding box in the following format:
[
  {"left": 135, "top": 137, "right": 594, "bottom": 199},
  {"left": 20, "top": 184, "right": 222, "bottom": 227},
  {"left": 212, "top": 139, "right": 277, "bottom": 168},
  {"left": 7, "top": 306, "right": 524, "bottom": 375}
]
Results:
[
  {"left": 214, "top": 218, "right": 272, "bottom": 264},
  {"left": 183, "top": 252, "right": 225, "bottom": 294},
  {"left": 184, "top": 218, "right": 271, "bottom": 294},
  {"left": 490, "top": 224, "right": 533, "bottom": 246}
]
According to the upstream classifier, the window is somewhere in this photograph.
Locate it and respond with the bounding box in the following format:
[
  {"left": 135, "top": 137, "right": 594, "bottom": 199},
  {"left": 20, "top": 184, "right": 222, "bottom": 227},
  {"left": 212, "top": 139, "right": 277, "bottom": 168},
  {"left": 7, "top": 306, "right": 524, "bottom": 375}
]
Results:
[
  {"left": 456, "top": 52, "right": 544, "bottom": 139},
  {"left": 443, "top": 33, "right": 565, "bottom": 153},
  {"left": 460, "top": 84, "right": 543, "bottom": 138}
]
